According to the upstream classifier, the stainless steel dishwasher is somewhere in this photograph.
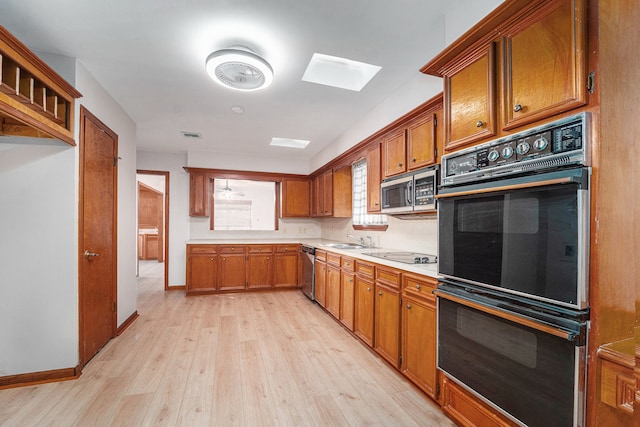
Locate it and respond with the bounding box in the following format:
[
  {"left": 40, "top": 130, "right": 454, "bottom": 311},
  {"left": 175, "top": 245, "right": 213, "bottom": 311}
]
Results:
[{"left": 300, "top": 245, "right": 315, "bottom": 300}]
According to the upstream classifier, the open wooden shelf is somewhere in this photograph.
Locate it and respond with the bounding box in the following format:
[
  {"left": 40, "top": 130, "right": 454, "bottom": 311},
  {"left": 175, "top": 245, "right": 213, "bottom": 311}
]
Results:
[{"left": 0, "top": 26, "right": 81, "bottom": 145}]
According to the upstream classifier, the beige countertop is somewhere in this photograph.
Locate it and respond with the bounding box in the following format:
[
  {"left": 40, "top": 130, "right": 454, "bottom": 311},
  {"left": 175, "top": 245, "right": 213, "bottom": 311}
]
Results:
[{"left": 186, "top": 238, "right": 439, "bottom": 279}]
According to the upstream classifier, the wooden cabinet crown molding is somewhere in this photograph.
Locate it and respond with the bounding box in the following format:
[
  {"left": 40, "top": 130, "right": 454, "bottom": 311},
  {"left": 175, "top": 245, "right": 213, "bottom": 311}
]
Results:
[{"left": 0, "top": 25, "right": 82, "bottom": 146}]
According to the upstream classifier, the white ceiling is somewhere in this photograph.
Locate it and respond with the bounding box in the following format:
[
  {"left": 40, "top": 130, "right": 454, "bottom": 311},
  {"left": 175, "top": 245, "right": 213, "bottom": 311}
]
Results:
[{"left": 0, "top": 0, "right": 502, "bottom": 164}]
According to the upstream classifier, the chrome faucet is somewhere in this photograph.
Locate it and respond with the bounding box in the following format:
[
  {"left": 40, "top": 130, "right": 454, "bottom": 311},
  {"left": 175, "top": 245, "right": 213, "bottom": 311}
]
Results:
[
  {"left": 365, "top": 236, "right": 374, "bottom": 248},
  {"left": 346, "top": 233, "right": 365, "bottom": 246}
]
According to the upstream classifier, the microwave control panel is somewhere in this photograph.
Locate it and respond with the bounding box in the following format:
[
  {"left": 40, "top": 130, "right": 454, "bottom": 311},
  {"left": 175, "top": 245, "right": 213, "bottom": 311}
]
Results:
[
  {"left": 414, "top": 174, "right": 435, "bottom": 207},
  {"left": 442, "top": 113, "right": 588, "bottom": 186}
]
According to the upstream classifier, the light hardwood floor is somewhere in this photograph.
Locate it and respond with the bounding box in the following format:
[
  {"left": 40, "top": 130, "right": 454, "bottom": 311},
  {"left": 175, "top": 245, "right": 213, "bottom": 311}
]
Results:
[{"left": 0, "top": 261, "right": 454, "bottom": 426}]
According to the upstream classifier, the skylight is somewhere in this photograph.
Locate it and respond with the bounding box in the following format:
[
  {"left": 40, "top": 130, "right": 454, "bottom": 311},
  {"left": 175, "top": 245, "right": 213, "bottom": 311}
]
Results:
[
  {"left": 270, "top": 137, "right": 310, "bottom": 149},
  {"left": 302, "top": 53, "right": 381, "bottom": 92}
]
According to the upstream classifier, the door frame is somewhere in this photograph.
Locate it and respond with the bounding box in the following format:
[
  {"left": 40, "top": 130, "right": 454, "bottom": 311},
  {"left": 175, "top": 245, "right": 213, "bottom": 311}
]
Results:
[
  {"left": 136, "top": 169, "right": 170, "bottom": 290},
  {"left": 78, "top": 106, "right": 118, "bottom": 367}
]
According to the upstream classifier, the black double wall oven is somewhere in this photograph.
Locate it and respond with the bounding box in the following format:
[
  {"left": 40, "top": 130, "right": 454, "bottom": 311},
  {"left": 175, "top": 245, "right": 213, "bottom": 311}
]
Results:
[{"left": 436, "top": 113, "right": 590, "bottom": 427}]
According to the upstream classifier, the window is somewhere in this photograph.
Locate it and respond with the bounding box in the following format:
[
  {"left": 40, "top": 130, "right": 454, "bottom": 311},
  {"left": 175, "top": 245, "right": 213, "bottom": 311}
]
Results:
[
  {"left": 211, "top": 179, "right": 276, "bottom": 230},
  {"left": 352, "top": 160, "right": 387, "bottom": 228}
]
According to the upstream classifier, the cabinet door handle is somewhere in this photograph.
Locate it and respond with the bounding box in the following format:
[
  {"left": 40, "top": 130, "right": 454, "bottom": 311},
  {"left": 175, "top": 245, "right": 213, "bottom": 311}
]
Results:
[
  {"left": 406, "top": 304, "right": 412, "bottom": 309},
  {"left": 412, "top": 158, "right": 416, "bottom": 163},
  {"left": 397, "top": 162, "right": 403, "bottom": 167},
  {"left": 378, "top": 291, "right": 383, "bottom": 296},
  {"left": 367, "top": 287, "right": 371, "bottom": 292},
  {"left": 210, "top": 258, "right": 214, "bottom": 261},
  {"left": 476, "top": 120, "right": 484, "bottom": 128},
  {"left": 513, "top": 103, "right": 523, "bottom": 112}
]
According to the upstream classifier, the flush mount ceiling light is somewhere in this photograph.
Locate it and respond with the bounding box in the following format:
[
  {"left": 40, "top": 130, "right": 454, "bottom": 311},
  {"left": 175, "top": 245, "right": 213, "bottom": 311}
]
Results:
[
  {"left": 270, "top": 137, "right": 310, "bottom": 149},
  {"left": 302, "top": 53, "right": 381, "bottom": 92},
  {"left": 206, "top": 47, "right": 273, "bottom": 91}
]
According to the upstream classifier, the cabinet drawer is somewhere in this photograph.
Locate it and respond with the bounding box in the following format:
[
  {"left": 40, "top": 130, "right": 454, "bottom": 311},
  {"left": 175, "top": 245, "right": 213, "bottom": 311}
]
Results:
[
  {"left": 355, "top": 260, "right": 375, "bottom": 279},
  {"left": 275, "top": 244, "right": 299, "bottom": 253},
  {"left": 188, "top": 245, "right": 217, "bottom": 254},
  {"left": 248, "top": 245, "right": 273, "bottom": 254},
  {"left": 327, "top": 252, "right": 341, "bottom": 266},
  {"left": 218, "top": 245, "right": 246, "bottom": 254},
  {"left": 341, "top": 256, "right": 355, "bottom": 272},
  {"left": 376, "top": 266, "right": 401, "bottom": 289},
  {"left": 315, "top": 249, "right": 327, "bottom": 262},
  {"left": 403, "top": 273, "right": 437, "bottom": 302}
]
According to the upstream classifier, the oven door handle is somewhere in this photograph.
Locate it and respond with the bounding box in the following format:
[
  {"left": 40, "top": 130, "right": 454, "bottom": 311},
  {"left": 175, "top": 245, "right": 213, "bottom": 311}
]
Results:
[
  {"left": 435, "top": 289, "right": 579, "bottom": 342},
  {"left": 435, "top": 176, "right": 575, "bottom": 199}
]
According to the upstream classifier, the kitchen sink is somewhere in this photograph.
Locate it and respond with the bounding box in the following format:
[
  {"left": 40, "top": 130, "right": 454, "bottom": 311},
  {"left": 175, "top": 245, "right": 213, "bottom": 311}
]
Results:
[{"left": 322, "top": 243, "right": 366, "bottom": 250}]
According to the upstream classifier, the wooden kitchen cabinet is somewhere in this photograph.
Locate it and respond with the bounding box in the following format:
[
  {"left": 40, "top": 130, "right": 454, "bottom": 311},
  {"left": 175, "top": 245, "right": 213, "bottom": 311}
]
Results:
[
  {"left": 382, "top": 128, "right": 406, "bottom": 178},
  {"left": 443, "top": 44, "right": 497, "bottom": 151},
  {"left": 354, "top": 260, "right": 375, "bottom": 347},
  {"left": 502, "top": 0, "right": 587, "bottom": 130},
  {"left": 402, "top": 294, "right": 438, "bottom": 400},
  {"left": 366, "top": 143, "right": 382, "bottom": 213},
  {"left": 312, "top": 166, "right": 352, "bottom": 218},
  {"left": 273, "top": 245, "right": 299, "bottom": 288},
  {"left": 188, "top": 170, "right": 210, "bottom": 217},
  {"left": 281, "top": 178, "right": 310, "bottom": 218},
  {"left": 421, "top": 0, "right": 588, "bottom": 153},
  {"left": 314, "top": 250, "right": 327, "bottom": 307},
  {"left": 325, "top": 262, "right": 341, "bottom": 319},
  {"left": 374, "top": 266, "right": 402, "bottom": 368},
  {"left": 382, "top": 108, "right": 440, "bottom": 179},
  {"left": 218, "top": 245, "right": 246, "bottom": 291},
  {"left": 186, "top": 244, "right": 218, "bottom": 294},
  {"left": 246, "top": 245, "right": 273, "bottom": 289}
]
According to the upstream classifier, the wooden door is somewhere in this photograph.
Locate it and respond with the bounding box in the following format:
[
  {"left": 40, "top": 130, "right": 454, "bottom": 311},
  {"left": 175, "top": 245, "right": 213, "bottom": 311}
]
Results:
[
  {"left": 374, "top": 285, "right": 400, "bottom": 368},
  {"left": 78, "top": 106, "right": 117, "bottom": 366}
]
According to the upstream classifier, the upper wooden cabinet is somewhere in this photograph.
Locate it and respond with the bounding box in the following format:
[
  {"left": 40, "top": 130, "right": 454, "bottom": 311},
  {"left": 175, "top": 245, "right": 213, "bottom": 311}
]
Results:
[
  {"left": 281, "top": 177, "right": 310, "bottom": 218},
  {"left": 421, "top": 0, "right": 588, "bottom": 153},
  {"left": 502, "top": 0, "right": 587, "bottom": 130},
  {"left": 443, "top": 44, "right": 497, "bottom": 151},
  {"left": 381, "top": 109, "right": 439, "bottom": 179},
  {"left": 312, "top": 166, "right": 352, "bottom": 218},
  {"left": 366, "top": 143, "right": 382, "bottom": 213},
  {"left": 189, "top": 170, "right": 210, "bottom": 217},
  {"left": 0, "top": 26, "right": 81, "bottom": 146}
]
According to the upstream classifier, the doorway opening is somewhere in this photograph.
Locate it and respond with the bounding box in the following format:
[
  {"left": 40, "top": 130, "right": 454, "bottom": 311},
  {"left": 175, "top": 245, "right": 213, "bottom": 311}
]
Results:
[{"left": 136, "top": 170, "right": 169, "bottom": 290}]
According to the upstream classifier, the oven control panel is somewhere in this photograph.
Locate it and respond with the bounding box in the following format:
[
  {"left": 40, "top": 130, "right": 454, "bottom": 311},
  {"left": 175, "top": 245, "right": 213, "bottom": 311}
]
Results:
[{"left": 442, "top": 113, "right": 588, "bottom": 186}]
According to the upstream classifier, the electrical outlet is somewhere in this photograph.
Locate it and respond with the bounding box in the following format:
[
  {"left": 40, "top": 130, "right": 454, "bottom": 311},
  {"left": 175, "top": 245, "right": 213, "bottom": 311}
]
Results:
[{"left": 298, "top": 227, "right": 303, "bottom": 233}]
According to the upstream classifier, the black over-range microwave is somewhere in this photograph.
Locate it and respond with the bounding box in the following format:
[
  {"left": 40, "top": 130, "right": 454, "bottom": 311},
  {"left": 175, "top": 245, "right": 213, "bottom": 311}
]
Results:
[{"left": 380, "top": 166, "right": 438, "bottom": 214}]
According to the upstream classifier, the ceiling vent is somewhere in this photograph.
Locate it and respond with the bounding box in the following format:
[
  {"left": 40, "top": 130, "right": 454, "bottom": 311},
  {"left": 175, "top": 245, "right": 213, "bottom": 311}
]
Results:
[
  {"left": 205, "top": 47, "right": 273, "bottom": 92},
  {"left": 181, "top": 131, "right": 202, "bottom": 139}
]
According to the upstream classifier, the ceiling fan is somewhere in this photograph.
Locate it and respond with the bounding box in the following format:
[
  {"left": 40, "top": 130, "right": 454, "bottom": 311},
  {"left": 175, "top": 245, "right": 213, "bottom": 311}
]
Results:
[{"left": 214, "top": 179, "right": 245, "bottom": 198}]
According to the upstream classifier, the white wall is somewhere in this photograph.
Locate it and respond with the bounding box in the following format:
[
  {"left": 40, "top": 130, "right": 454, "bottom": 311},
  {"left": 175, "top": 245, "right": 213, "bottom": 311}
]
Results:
[
  {"left": 0, "top": 54, "right": 137, "bottom": 377},
  {"left": 0, "top": 141, "right": 77, "bottom": 376}
]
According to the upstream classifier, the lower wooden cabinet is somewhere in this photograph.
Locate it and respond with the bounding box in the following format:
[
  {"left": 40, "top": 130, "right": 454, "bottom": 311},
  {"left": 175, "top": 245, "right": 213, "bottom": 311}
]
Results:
[
  {"left": 402, "top": 294, "right": 437, "bottom": 399},
  {"left": 186, "top": 245, "right": 218, "bottom": 294},
  {"left": 314, "top": 258, "right": 327, "bottom": 307},
  {"left": 186, "top": 243, "right": 300, "bottom": 295},
  {"left": 325, "top": 264, "right": 341, "bottom": 318},
  {"left": 340, "top": 271, "right": 355, "bottom": 330},
  {"left": 274, "top": 245, "right": 299, "bottom": 288},
  {"left": 442, "top": 375, "right": 519, "bottom": 427},
  {"left": 354, "top": 275, "right": 375, "bottom": 347},
  {"left": 375, "top": 284, "right": 401, "bottom": 368}
]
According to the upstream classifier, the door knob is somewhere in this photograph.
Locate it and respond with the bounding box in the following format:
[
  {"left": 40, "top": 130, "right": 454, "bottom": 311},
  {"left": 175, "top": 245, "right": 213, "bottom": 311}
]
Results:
[{"left": 84, "top": 250, "right": 99, "bottom": 259}]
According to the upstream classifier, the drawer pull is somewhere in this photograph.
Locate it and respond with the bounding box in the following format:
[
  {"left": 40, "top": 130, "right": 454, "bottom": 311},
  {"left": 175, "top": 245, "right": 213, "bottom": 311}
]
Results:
[
  {"left": 476, "top": 120, "right": 484, "bottom": 128},
  {"left": 406, "top": 304, "right": 412, "bottom": 309},
  {"left": 415, "top": 284, "right": 421, "bottom": 290}
]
